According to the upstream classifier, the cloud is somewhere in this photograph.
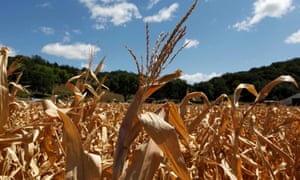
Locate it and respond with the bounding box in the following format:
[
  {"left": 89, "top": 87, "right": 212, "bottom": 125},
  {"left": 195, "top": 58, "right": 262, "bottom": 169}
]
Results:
[
  {"left": 232, "top": 0, "right": 294, "bottom": 31},
  {"left": 72, "top": 29, "right": 82, "bottom": 34},
  {"left": 63, "top": 32, "right": 71, "bottom": 43},
  {"left": 180, "top": 72, "right": 221, "bottom": 84},
  {"left": 41, "top": 42, "right": 100, "bottom": 60},
  {"left": 79, "top": 0, "right": 141, "bottom": 28},
  {"left": 143, "top": 3, "right": 179, "bottom": 23},
  {"left": 101, "top": 0, "right": 124, "bottom": 4},
  {"left": 37, "top": 2, "right": 51, "bottom": 8},
  {"left": 0, "top": 44, "right": 18, "bottom": 57},
  {"left": 39, "top": 26, "right": 55, "bottom": 35},
  {"left": 147, "top": 0, "right": 160, "bottom": 9},
  {"left": 184, "top": 39, "right": 199, "bottom": 48},
  {"left": 285, "top": 29, "right": 300, "bottom": 44}
]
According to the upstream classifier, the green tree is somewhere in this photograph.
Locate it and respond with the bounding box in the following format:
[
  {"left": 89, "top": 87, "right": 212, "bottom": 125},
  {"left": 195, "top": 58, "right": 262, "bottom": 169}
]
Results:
[
  {"left": 30, "top": 64, "right": 55, "bottom": 96},
  {"left": 210, "top": 77, "right": 229, "bottom": 99},
  {"left": 105, "top": 70, "right": 139, "bottom": 101},
  {"left": 193, "top": 81, "right": 214, "bottom": 100},
  {"left": 151, "top": 79, "right": 188, "bottom": 102}
]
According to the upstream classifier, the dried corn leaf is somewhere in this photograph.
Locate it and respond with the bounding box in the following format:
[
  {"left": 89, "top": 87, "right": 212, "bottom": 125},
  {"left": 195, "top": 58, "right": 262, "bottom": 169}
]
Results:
[
  {"left": 124, "top": 139, "right": 163, "bottom": 180},
  {"left": 85, "top": 151, "right": 102, "bottom": 178},
  {"left": 57, "top": 110, "right": 101, "bottom": 179},
  {"left": 253, "top": 127, "right": 294, "bottom": 164},
  {"left": 180, "top": 92, "right": 210, "bottom": 116},
  {"left": 9, "top": 82, "right": 29, "bottom": 96},
  {"left": 82, "top": 83, "right": 99, "bottom": 98},
  {"left": 139, "top": 112, "right": 190, "bottom": 180},
  {"left": 162, "top": 102, "right": 190, "bottom": 144},
  {"left": 205, "top": 160, "right": 237, "bottom": 180},
  {"left": 7, "top": 57, "right": 22, "bottom": 76},
  {"left": 113, "top": 88, "right": 145, "bottom": 179},
  {"left": 144, "top": 70, "right": 182, "bottom": 100},
  {"left": 43, "top": 99, "right": 70, "bottom": 118},
  {"left": 0, "top": 132, "right": 33, "bottom": 144},
  {"left": 255, "top": 75, "right": 298, "bottom": 103},
  {"left": 113, "top": 70, "right": 182, "bottom": 179},
  {"left": 57, "top": 110, "right": 85, "bottom": 179},
  {"left": 233, "top": 83, "right": 258, "bottom": 108},
  {"left": 94, "top": 56, "right": 105, "bottom": 75},
  {"left": 88, "top": 57, "right": 105, "bottom": 85},
  {"left": 65, "top": 74, "right": 85, "bottom": 104},
  {"left": 187, "top": 94, "right": 230, "bottom": 133}
]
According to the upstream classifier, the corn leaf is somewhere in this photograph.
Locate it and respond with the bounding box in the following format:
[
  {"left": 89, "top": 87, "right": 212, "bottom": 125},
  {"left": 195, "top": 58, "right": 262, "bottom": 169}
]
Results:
[
  {"left": 139, "top": 112, "right": 190, "bottom": 180},
  {"left": 43, "top": 99, "right": 70, "bottom": 118},
  {"left": 162, "top": 102, "right": 190, "bottom": 145},
  {"left": 233, "top": 83, "right": 258, "bottom": 108},
  {"left": 180, "top": 92, "right": 210, "bottom": 117},
  {"left": 124, "top": 139, "right": 163, "bottom": 180},
  {"left": 255, "top": 75, "right": 298, "bottom": 103},
  {"left": 113, "top": 70, "right": 182, "bottom": 179},
  {"left": 57, "top": 110, "right": 101, "bottom": 179}
]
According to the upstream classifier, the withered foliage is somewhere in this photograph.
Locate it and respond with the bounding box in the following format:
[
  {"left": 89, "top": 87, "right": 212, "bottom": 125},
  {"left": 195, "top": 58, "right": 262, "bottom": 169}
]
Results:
[{"left": 0, "top": 0, "right": 299, "bottom": 179}]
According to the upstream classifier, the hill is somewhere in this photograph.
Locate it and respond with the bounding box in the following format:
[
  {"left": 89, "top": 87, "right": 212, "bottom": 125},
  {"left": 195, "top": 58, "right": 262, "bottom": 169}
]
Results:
[
  {"left": 8, "top": 55, "right": 300, "bottom": 102},
  {"left": 8, "top": 55, "right": 81, "bottom": 98},
  {"left": 193, "top": 58, "right": 300, "bottom": 101}
]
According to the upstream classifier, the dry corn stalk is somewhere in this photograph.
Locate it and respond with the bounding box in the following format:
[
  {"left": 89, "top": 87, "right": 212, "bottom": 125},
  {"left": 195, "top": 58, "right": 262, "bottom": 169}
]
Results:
[
  {"left": 113, "top": 1, "right": 198, "bottom": 179},
  {"left": 0, "top": 47, "right": 9, "bottom": 133}
]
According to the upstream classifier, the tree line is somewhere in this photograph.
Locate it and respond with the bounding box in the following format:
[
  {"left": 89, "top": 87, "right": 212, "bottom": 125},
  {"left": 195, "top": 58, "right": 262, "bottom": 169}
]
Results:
[{"left": 8, "top": 55, "right": 300, "bottom": 102}]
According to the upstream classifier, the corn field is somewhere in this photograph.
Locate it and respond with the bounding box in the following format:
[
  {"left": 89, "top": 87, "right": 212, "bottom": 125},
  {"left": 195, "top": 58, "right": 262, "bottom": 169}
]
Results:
[{"left": 1, "top": 1, "right": 300, "bottom": 179}]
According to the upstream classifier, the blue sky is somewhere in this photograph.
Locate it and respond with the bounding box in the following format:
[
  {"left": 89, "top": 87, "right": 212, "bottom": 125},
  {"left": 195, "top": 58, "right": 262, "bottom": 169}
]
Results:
[{"left": 1, "top": 0, "right": 300, "bottom": 84}]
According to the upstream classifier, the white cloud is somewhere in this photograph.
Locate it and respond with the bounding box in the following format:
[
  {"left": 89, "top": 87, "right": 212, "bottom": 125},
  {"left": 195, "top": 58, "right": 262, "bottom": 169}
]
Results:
[
  {"left": 0, "top": 44, "right": 18, "bottom": 57},
  {"left": 63, "top": 32, "right": 71, "bottom": 43},
  {"left": 232, "top": 0, "right": 294, "bottom": 31},
  {"left": 39, "top": 26, "right": 55, "bottom": 35},
  {"left": 184, "top": 39, "right": 199, "bottom": 48},
  {"left": 143, "top": 3, "right": 179, "bottom": 23},
  {"left": 180, "top": 72, "right": 221, "bottom": 84},
  {"left": 72, "top": 29, "right": 82, "bottom": 34},
  {"left": 94, "top": 24, "right": 105, "bottom": 30},
  {"left": 101, "top": 0, "right": 124, "bottom": 4},
  {"left": 41, "top": 42, "right": 100, "bottom": 60},
  {"left": 79, "top": 0, "right": 141, "bottom": 28},
  {"left": 147, "top": 0, "right": 160, "bottom": 9},
  {"left": 285, "top": 29, "right": 300, "bottom": 44},
  {"left": 37, "top": 2, "right": 51, "bottom": 8}
]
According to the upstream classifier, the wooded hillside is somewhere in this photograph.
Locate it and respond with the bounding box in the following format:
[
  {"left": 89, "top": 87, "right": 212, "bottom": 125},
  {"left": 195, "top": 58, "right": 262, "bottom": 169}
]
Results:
[{"left": 8, "top": 55, "right": 300, "bottom": 102}]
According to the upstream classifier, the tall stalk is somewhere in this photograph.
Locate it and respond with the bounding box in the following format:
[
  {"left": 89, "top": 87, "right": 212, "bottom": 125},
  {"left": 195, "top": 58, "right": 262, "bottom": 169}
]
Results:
[{"left": 0, "top": 47, "right": 9, "bottom": 133}]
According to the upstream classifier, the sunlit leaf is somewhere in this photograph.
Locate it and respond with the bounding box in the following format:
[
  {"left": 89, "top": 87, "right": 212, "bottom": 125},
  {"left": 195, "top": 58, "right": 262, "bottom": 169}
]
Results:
[
  {"left": 180, "top": 92, "right": 210, "bottom": 117},
  {"left": 124, "top": 139, "right": 163, "bottom": 179},
  {"left": 139, "top": 112, "right": 190, "bottom": 180},
  {"left": 162, "top": 102, "right": 190, "bottom": 144},
  {"left": 57, "top": 110, "right": 101, "bottom": 179},
  {"left": 255, "top": 75, "right": 298, "bottom": 103},
  {"left": 43, "top": 99, "right": 70, "bottom": 118},
  {"left": 233, "top": 83, "right": 258, "bottom": 108}
]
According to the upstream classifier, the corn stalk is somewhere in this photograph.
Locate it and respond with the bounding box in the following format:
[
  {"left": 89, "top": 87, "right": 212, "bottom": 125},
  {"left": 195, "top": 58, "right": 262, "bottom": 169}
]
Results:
[
  {"left": 113, "top": 1, "right": 198, "bottom": 179},
  {"left": 0, "top": 47, "right": 9, "bottom": 133}
]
